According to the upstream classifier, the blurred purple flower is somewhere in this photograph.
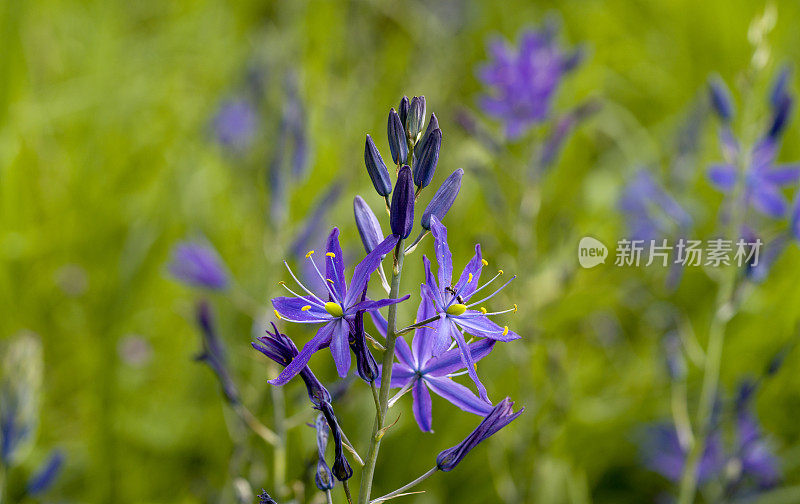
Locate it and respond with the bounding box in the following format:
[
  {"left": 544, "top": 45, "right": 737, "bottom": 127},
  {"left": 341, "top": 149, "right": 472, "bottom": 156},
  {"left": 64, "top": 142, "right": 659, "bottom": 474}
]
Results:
[
  {"left": 641, "top": 423, "right": 725, "bottom": 484},
  {"left": 618, "top": 170, "right": 691, "bottom": 241},
  {"left": 733, "top": 381, "right": 781, "bottom": 489},
  {"left": 27, "top": 450, "right": 64, "bottom": 495},
  {"left": 195, "top": 301, "right": 240, "bottom": 405},
  {"left": 212, "top": 99, "right": 259, "bottom": 151},
  {"left": 478, "top": 22, "right": 583, "bottom": 139},
  {"left": 168, "top": 242, "right": 228, "bottom": 290},
  {"left": 436, "top": 397, "right": 523, "bottom": 471}
]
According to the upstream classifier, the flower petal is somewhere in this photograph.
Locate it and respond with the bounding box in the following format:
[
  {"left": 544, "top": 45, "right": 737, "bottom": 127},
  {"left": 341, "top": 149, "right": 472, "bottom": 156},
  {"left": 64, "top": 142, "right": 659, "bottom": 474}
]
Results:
[
  {"left": 424, "top": 338, "right": 496, "bottom": 377},
  {"left": 325, "top": 228, "right": 346, "bottom": 302},
  {"left": 329, "top": 319, "right": 351, "bottom": 377},
  {"left": 412, "top": 288, "right": 439, "bottom": 366},
  {"left": 425, "top": 376, "right": 494, "bottom": 416},
  {"left": 422, "top": 255, "right": 445, "bottom": 309},
  {"left": 751, "top": 184, "right": 788, "bottom": 218},
  {"left": 376, "top": 363, "right": 416, "bottom": 389},
  {"left": 369, "top": 310, "right": 388, "bottom": 339},
  {"left": 412, "top": 379, "right": 433, "bottom": 432},
  {"left": 272, "top": 296, "right": 331, "bottom": 323},
  {"left": 762, "top": 165, "right": 800, "bottom": 185},
  {"left": 429, "top": 217, "right": 453, "bottom": 288},
  {"left": 455, "top": 244, "right": 484, "bottom": 301},
  {"left": 430, "top": 315, "right": 453, "bottom": 357},
  {"left": 344, "top": 234, "right": 399, "bottom": 308},
  {"left": 455, "top": 313, "right": 521, "bottom": 342},
  {"left": 450, "top": 325, "right": 489, "bottom": 403},
  {"left": 708, "top": 164, "right": 737, "bottom": 191},
  {"left": 395, "top": 334, "right": 415, "bottom": 369},
  {"left": 269, "top": 322, "right": 335, "bottom": 385},
  {"left": 349, "top": 295, "right": 410, "bottom": 315}
]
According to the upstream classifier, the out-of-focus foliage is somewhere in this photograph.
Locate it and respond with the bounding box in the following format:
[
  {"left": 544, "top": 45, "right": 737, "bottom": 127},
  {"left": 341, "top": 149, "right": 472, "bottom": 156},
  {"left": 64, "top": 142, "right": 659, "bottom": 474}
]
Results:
[{"left": 2, "top": 0, "right": 800, "bottom": 502}]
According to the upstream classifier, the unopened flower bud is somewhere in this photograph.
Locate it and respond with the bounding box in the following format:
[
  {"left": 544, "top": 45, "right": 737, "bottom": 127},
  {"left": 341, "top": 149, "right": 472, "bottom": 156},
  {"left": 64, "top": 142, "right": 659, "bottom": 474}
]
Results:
[
  {"left": 364, "top": 134, "right": 392, "bottom": 196},
  {"left": 422, "top": 168, "right": 463, "bottom": 229},
  {"left": 406, "top": 95, "right": 426, "bottom": 141},
  {"left": 413, "top": 128, "right": 441, "bottom": 189},
  {"left": 390, "top": 166, "right": 415, "bottom": 239},
  {"left": 708, "top": 76, "right": 734, "bottom": 122},
  {"left": 353, "top": 196, "right": 384, "bottom": 253},
  {"left": 387, "top": 108, "right": 408, "bottom": 165}
]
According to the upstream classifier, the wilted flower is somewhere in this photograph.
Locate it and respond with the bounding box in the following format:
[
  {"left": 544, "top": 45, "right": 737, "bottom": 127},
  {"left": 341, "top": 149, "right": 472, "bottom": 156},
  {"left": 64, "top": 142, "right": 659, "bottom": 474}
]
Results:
[
  {"left": 421, "top": 217, "right": 520, "bottom": 400},
  {"left": 195, "top": 301, "right": 240, "bottom": 405},
  {"left": 365, "top": 135, "right": 392, "bottom": 197},
  {"left": 391, "top": 166, "right": 415, "bottom": 238},
  {"left": 436, "top": 397, "right": 523, "bottom": 471},
  {"left": 349, "top": 292, "right": 379, "bottom": 382},
  {"left": 478, "top": 23, "right": 583, "bottom": 138},
  {"left": 313, "top": 413, "right": 335, "bottom": 491},
  {"left": 319, "top": 401, "right": 352, "bottom": 481},
  {"left": 421, "top": 168, "right": 463, "bottom": 230},
  {"left": 212, "top": 99, "right": 259, "bottom": 150},
  {"left": 168, "top": 242, "right": 228, "bottom": 290},
  {"left": 27, "top": 450, "right": 65, "bottom": 495},
  {"left": 252, "top": 323, "right": 331, "bottom": 406},
  {"left": 379, "top": 301, "right": 495, "bottom": 431},
  {"left": 271, "top": 229, "right": 407, "bottom": 382}
]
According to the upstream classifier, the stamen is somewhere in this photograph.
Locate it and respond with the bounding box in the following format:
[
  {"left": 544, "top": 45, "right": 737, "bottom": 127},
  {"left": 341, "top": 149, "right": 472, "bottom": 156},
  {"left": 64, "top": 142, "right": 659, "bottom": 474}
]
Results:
[
  {"left": 326, "top": 279, "right": 335, "bottom": 284},
  {"left": 326, "top": 252, "right": 336, "bottom": 258},
  {"left": 274, "top": 309, "right": 282, "bottom": 320},
  {"left": 467, "top": 273, "right": 473, "bottom": 284},
  {"left": 306, "top": 250, "right": 315, "bottom": 258},
  {"left": 480, "top": 307, "right": 487, "bottom": 314},
  {"left": 282, "top": 261, "right": 326, "bottom": 305},
  {"left": 498, "top": 269, "right": 504, "bottom": 275},
  {"left": 301, "top": 305, "right": 312, "bottom": 311},
  {"left": 465, "top": 271, "right": 504, "bottom": 302},
  {"left": 278, "top": 279, "right": 325, "bottom": 307},
  {"left": 481, "top": 259, "right": 488, "bottom": 266},
  {"left": 467, "top": 275, "right": 516, "bottom": 308},
  {"left": 305, "top": 256, "right": 339, "bottom": 302},
  {"left": 502, "top": 326, "right": 509, "bottom": 336},
  {"left": 513, "top": 303, "right": 518, "bottom": 313}
]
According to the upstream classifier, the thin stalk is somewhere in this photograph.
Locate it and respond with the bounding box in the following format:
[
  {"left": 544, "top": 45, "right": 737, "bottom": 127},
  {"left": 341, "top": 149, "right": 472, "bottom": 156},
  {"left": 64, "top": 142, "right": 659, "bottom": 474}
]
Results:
[
  {"left": 370, "top": 466, "right": 439, "bottom": 503},
  {"left": 326, "top": 489, "right": 334, "bottom": 504},
  {"left": 358, "top": 240, "right": 405, "bottom": 504},
  {"left": 234, "top": 403, "right": 280, "bottom": 445},
  {"left": 343, "top": 480, "right": 354, "bottom": 504},
  {"left": 271, "top": 365, "right": 288, "bottom": 498},
  {"left": 395, "top": 315, "right": 439, "bottom": 336}
]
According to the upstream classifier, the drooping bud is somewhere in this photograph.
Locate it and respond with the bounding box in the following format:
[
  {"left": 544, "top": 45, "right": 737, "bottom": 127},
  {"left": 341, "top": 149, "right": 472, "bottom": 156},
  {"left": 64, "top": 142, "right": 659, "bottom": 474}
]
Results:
[
  {"left": 413, "top": 128, "right": 441, "bottom": 189},
  {"left": 415, "top": 113, "right": 440, "bottom": 158},
  {"left": 767, "top": 93, "right": 793, "bottom": 139},
  {"left": 387, "top": 108, "right": 408, "bottom": 165},
  {"left": 320, "top": 401, "right": 353, "bottom": 481},
  {"left": 406, "top": 95, "right": 426, "bottom": 142},
  {"left": 364, "top": 135, "right": 392, "bottom": 196},
  {"left": 390, "top": 165, "right": 415, "bottom": 239},
  {"left": 353, "top": 196, "right": 384, "bottom": 253},
  {"left": 398, "top": 96, "right": 410, "bottom": 127},
  {"left": 769, "top": 64, "right": 791, "bottom": 110},
  {"left": 314, "top": 413, "right": 335, "bottom": 491},
  {"left": 350, "top": 289, "right": 379, "bottom": 382},
  {"left": 708, "top": 76, "right": 734, "bottom": 122},
  {"left": 422, "top": 168, "right": 463, "bottom": 229}
]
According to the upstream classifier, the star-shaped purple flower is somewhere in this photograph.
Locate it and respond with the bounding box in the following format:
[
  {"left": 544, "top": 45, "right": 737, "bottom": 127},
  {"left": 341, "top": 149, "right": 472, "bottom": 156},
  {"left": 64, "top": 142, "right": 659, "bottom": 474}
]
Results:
[
  {"left": 376, "top": 293, "right": 496, "bottom": 432},
  {"left": 420, "top": 217, "right": 520, "bottom": 401},
  {"left": 271, "top": 228, "right": 408, "bottom": 384}
]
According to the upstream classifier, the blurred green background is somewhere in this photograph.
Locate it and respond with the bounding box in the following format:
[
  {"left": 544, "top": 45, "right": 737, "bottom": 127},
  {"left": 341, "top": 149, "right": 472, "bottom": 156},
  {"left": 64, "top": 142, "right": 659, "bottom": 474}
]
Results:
[{"left": 2, "top": 0, "right": 800, "bottom": 502}]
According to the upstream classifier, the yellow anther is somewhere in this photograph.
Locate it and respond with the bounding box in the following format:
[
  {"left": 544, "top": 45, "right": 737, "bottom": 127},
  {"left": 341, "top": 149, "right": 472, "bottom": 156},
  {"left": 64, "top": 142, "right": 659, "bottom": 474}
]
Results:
[
  {"left": 324, "top": 302, "right": 344, "bottom": 317},
  {"left": 480, "top": 307, "right": 487, "bottom": 314},
  {"left": 326, "top": 278, "right": 335, "bottom": 284},
  {"left": 502, "top": 326, "right": 509, "bottom": 336},
  {"left": 301, "top": 305, "right": 312, "bottom": 311},
  {"left": 278, "top": 281, "right": 286, "bottom": 285},
  {"left": 474, "top": 363, "right": 478, "bottom": 371},
  {"left": 498, "top": 269, "right": 504, "bottom": 275},
  {"left": 513, "top": 304, "right": 518, "bottom": 313},
  {"left": 274, "top": 309, "right": 282, "bottom": 320},
  {"left": 481, "top": 259, "right": 488, "bottom": 266},
  {"left": 468, "top": 273, "right": 473, "bottom": 283},
  {"left": 306, "top": 250, "right": 315, "bottom": 258},
  {"left": 446, "top": 304, "right": 467, "bottom": 316},
  {"left": 326, "top": 252, "right": 336, "bottom": 258}
]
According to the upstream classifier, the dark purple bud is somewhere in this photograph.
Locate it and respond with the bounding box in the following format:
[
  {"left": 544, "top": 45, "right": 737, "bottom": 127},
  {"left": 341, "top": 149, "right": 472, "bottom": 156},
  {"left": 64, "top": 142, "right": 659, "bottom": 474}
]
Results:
[
  {"left": 314, "top": 413, "right": 335, "bottom": 491},
  {"left": 708, "top": 76, "right": 734, "bottom": 122},
  {"left": 766, "top": 345, "right": 790, "bottom": 376},
  {"left": 770, "top": 64, "right": 791, "bottom": 109},
  {"left": 387, "top": 108, "right": 408, "bottom": 165},
  {"left": 398, "top": 96, "right": 410, "bottom": 127},
  {"left": 196, "top": 302, "right": 240, "bottom": 405},
  {"left": 436, "top": 397, "right": 523, "bottom": 472},
  {"left": 364, "top": 135, "right": 392, "bottom": 196},
  {"left": 257, "top": 490, "right": 278, "bottom": 504},
  {"left": 349, "top": 289, "right": 379, "bottom": 382},
  {"left": 252, "top": 323, "right": 331, "bottom": 406},
  {"left": 390, "top": 166, "right": 415, "bottom": 238},
  {"left": 406, "top": 95, "right": 426, "bottom": 141},
  {"left": 353, "top": 196, "right": 384, "bottom": 253},
  {"left": 421, "top": 168, "right": 463, "bottom": 229},
  {"left": 768, "top": 93, "right": 793, "bottom": 139},
  {"left": 413, "top": 128, "right": 441, "bottom": 189},
  {"left": 320, "top": 402, "right": 352, "bottom": 481},
  {"left": 26, "top": 450, "right": 64, "bottom": 495},
  {"left": 414, "top": 113, "right": 440, "bottom": 159}
]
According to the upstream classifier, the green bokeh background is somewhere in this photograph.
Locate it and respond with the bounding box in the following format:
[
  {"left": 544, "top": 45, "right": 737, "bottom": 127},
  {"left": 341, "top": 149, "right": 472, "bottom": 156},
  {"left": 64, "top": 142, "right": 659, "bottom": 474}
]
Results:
[{"left": 2, "top": 0, "right": 800, "bottom": 502}]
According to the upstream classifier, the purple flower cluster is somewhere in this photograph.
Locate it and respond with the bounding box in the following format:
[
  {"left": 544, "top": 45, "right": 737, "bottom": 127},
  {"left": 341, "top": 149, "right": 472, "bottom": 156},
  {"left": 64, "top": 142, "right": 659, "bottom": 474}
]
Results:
[{"left": 478, "top": 22, "right": 583, "bottom": 139}]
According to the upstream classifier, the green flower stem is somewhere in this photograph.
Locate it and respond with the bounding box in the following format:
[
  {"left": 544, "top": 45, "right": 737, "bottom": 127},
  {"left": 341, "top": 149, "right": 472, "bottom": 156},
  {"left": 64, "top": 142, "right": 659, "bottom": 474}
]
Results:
[
  {"left": 270, "top": 367, "right": 288, "bottom": 498},
  {"left": 358, "top": 239, "right": 405, "bottom": 504},
  {"left": 369, "top": 466, "right": 439, "bottom": 503}
]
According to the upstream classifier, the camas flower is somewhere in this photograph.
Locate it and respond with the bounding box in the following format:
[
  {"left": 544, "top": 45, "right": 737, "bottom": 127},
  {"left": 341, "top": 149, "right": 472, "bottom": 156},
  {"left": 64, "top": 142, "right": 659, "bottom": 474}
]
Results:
[
  {"left": 478, "top": 23, "right": 583, "bottom": 139},
  {"left": 618, "top": 170, "right": 691, "bottom": 241},
  {"left": 641, "top": 423, "right": 724, "bottom": 484},
  {"left": 421, "top": 217, "right": 520, "bottom": 401},
  {"left": 733, "top": 381, "right": 780, "bottom": 489},
  {"left": 380, "top": 297, "right": 495, "bottom": 431},
  {"left": 271, "top": 228, "right": 408, "bottom": 383},
  {"left": 436, "top": 397, "right": 524, "bottom": 471},
  {"left": 168, "top": 242, "right": 228, "bottom": 290},
  {"left": 252, "top": 323, "right": 331, "bottom": 407},
  {"left": 212, "top": 99, "right": 259, "bottom": 151}
]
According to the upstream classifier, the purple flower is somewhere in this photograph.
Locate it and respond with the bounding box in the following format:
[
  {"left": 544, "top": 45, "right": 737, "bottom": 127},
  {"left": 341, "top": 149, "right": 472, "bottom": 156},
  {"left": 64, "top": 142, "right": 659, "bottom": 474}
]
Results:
[
  {"left": 641, "top": 423, "right": 725, "bottom": 484},
  {"left": 618, "top": 171, "right": 691, "bottom": 241},
  {"left": 378, "top": 297, "right": 495, "bottom": 431},
  {"left": 734, "top": 382, "right": 780, "bottom": 488},
  {"left": 252, "top": 322, "right": 331, "bottom": 407},
  {"left": 436, "top": 397, "right": 524, "bottom": 471},
  {"left": 420, "top": 217, "right": 520, "bottom": 401},
  {"left": 212, "top": 99, "right": 259, "bottom": 150},
  {"left": 478, "top": 24, "right": 582, "bottom": 139},
  {"left": 168, "top": 242, "right": 228, "bottom": 290},
  {"left": 257, "top": 490, "right": 277, "bottom": 504},
  {"left": 195, "top": 302, "right": 240, "bottom": 405},
  {"left": 27, "top": 450, "right": 64, "bottom": 495},
  {"left": 271, "top": 229, "right": 408, "bottom": 383}
]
